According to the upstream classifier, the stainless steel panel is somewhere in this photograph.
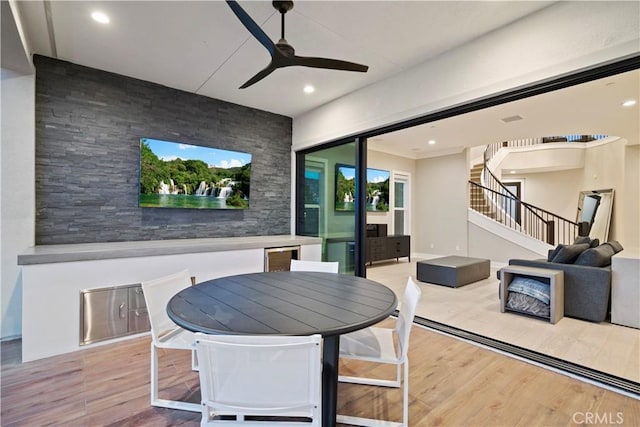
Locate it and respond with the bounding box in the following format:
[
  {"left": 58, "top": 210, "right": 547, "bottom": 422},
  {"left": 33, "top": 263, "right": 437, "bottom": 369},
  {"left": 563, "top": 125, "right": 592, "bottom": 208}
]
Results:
[
  {"left": 80, "top": 284, "right": 151, "bottom": 346},
  {"left": 81, "top": 287, "right": 128, "bottom": 345},
  {"left": 128, "top": 308, "right": 150, "bottom": 333},
  {"left": 128, "top": 285, "right": 146, "bottom": 309}
]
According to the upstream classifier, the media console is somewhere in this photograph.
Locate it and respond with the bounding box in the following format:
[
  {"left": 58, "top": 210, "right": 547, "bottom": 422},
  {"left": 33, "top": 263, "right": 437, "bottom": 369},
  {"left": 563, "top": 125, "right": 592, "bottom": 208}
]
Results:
[{"left": 366, "top": 224, "right": 410, "bottom": 265}]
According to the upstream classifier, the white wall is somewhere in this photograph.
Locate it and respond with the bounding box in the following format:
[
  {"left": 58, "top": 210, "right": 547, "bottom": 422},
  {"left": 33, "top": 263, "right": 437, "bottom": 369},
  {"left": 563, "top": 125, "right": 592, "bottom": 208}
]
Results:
[
  {"left": 414, "top": 152, "right": 468, "bottom": 256},
  {"left": 581, "top": 139, "right": 627, "bottom": 242},
  {"left": 511, "top": 169, "right": 584, "bottom": 222},
  {"left": 292, "top": 1, "right": 640, "bottom": 149},
  {"left": 496, "top": 145, "right": 585, "bottom": 176},
  {"left": 468, "top": 146, "right": 486, "bottom": 167},
  {"left": 1, "top": 70, "right": 35, "bottom": 340},
  {"left": 623, "top": 145, "right": 640, "bottom": 248},
  {"left": 468, "top": 222, "right": 546, "bottom": 264}
]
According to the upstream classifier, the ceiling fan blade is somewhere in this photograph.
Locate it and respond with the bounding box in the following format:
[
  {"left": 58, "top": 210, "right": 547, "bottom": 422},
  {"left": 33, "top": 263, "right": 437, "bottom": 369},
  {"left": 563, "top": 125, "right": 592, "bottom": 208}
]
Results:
[
  {"left": 226, "top": 1, "right": 275, "bottom": 56},
  {"left": 293, "top": 56, "right": 369, "bottom": 73},
  {"left": 226, "top": 0, "right": 368, "bottom": 88},
  {"left": 239, "top": 63, "right": 277, "bottom": 89}
]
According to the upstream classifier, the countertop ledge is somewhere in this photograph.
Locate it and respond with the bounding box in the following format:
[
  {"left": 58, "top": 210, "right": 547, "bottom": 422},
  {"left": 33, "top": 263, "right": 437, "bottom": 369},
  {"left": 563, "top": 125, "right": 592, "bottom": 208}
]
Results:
[{"left": 18, "top": 235, "right": 322, "bottom": 265}]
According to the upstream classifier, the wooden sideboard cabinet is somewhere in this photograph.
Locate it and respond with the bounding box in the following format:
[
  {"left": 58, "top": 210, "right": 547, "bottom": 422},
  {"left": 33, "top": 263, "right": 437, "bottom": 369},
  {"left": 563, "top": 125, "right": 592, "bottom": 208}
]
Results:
[{"left": 366, "top": 235, "right": 410, "bottom": 265}]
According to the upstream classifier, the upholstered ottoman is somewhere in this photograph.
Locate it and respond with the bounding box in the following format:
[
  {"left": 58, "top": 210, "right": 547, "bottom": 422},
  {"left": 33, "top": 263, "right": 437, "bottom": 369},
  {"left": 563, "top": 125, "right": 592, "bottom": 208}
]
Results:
[{"left": 417, "top": 256, "right": 490, "bottom": 288}]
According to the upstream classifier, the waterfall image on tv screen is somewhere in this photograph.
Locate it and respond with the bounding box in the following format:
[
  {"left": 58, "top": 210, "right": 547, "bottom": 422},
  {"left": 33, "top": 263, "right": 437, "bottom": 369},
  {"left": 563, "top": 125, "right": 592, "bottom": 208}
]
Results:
[
  {"left": 138, "top": 138, "right": 251, "bottom": 209},
  {"left": 335, "top": 164, "right": 389, "bottom": 212}
]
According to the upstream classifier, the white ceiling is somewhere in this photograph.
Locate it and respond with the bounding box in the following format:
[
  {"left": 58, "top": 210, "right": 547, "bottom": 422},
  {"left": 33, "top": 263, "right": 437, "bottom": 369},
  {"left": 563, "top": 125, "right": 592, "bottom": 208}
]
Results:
[
  {"left": 369, "top": 69, "right": 640, "bottom": 159},
  {"left": 15, "top": 0, "right": 553, "bottom": 117},
  {"left": 8, "top": 1, "right": 639, "bottom": 159}
]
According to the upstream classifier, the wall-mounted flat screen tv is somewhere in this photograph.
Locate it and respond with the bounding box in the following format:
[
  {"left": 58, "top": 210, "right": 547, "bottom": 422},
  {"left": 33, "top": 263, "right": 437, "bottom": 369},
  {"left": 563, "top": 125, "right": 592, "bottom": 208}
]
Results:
[
  {"left": 139, "top": 138, "right": 251, "bottom": 209},
  {"left": 335, "top": 164, "right": 389, "bottom": 212}
]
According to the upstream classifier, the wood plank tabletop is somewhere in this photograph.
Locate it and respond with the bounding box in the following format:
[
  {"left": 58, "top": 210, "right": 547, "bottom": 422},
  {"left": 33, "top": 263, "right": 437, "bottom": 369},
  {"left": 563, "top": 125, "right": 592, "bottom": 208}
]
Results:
[{"left": 167, "top": 271, "right": 398, "bottom": 337}]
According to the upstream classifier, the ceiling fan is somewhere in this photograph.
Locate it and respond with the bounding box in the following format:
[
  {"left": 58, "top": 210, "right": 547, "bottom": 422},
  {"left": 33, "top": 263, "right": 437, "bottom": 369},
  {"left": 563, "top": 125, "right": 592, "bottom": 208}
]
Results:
[{"left": 226, "top": 0, "right": 369, "bottom": 89}]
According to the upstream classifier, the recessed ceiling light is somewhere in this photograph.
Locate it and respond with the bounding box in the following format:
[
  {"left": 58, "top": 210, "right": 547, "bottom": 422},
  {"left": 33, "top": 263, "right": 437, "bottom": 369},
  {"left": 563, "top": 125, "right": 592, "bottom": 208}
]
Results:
[
  {"left": 91, "top": 11, "right": 110, "bottom": 24},
  {"left": 428, "top": 140, "right": 436, "bottom": 145},
  {"left": 622, "top": 99, "right": 637, "bottom": 107},
  {"left": 510, "top": 170, "right": 516, "bottom": 174},
  {"left": 303, "top": 85, "right": 315, "bottom": 94}
]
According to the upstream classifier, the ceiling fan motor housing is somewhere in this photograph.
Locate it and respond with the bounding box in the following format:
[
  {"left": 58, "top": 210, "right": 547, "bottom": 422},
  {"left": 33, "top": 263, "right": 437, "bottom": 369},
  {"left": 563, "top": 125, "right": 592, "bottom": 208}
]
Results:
[{"left": 273, "top": 1, "right": 294, "bottom": 13}]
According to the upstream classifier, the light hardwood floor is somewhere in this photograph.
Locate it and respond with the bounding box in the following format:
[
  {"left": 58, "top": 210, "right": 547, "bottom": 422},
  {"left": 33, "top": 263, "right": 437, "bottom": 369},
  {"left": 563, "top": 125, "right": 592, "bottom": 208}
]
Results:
[
  {"left": 1, "top": 319, "right": 638, "bottom": 427},
  {"left": 366, "top": 258, "right": 640, "bottom": 383}
]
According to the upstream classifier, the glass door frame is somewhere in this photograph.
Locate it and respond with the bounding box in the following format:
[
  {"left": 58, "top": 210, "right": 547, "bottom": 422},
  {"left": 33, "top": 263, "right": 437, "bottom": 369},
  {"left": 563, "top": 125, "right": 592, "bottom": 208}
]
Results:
[{"left": 296, "top": 137, "right": 368, "bottom": 277}]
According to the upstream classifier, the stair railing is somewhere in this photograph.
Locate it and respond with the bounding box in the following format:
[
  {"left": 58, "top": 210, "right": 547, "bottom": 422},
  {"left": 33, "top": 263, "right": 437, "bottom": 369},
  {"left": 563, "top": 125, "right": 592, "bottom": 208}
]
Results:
[
  {"left": 480, "top": 166, "right": 526, "bottom": 230},
  {"left": 484, "top": 135, "right": 607, "bottom": 162},
  {"left": 472, "top": 141, "right": 584, "bottom": 246},
  {"left": 469, "top": 181, "right": 581, "bottom": 245},
  {"left": 483, "top": 138, "right": 543, "bottom": 163}
]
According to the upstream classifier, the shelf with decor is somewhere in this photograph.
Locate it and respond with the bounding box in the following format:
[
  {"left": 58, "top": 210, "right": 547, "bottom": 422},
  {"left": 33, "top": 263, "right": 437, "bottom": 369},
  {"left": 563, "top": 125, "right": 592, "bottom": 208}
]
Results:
[{"left": 499, "top": 265, "right": 564, "bottom": 324}]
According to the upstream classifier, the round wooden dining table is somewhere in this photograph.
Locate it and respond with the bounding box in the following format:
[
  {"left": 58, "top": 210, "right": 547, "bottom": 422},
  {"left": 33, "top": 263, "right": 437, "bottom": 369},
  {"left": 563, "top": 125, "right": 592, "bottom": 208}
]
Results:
[{"left": 166, "top": 271, "right": 398, "bottom": 427}]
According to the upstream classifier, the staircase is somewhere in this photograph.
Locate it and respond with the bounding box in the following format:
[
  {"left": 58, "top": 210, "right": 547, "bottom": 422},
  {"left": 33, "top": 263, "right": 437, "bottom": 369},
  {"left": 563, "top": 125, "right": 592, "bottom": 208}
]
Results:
[
  {"left": 469, "top": 141, "right": 586, "bottom": 246},
  {"left": 469, "top": 163, "right": 496, "bottom": 220}
]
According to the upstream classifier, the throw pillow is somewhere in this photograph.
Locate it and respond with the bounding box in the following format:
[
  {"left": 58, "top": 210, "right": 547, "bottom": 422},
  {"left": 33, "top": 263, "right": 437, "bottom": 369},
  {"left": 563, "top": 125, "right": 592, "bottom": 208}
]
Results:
[
  {"left": 574, "top": 244, "right": 615, "bottom": 267},
  {"left": 551, "top": 243, "right": 589, "bottom": 264},
  {"left": 548, "top": 244, "right": 562, "bottom": 262},
  {"left": 573, "top": 236, "right": 591, "bottom": 245}
]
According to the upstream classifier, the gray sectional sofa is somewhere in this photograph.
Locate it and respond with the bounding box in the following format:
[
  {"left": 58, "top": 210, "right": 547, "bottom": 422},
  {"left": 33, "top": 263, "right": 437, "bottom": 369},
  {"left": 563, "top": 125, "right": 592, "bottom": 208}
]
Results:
[{"left": 506, "top": 238, "right": 623, "bottom": 323}]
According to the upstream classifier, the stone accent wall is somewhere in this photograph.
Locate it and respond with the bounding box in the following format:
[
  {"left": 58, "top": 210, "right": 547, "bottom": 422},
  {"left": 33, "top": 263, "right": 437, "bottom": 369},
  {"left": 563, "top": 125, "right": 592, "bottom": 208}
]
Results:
[{"left": 34, "top": 55, "right": 292, "bottom": 244}]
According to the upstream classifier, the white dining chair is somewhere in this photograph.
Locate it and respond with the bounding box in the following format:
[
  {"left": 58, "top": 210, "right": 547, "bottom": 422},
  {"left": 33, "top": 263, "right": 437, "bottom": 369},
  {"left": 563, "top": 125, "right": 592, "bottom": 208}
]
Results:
[
  {"left": 195, "top": 332, "right": 323, "bottom": 426},
  {"left": 141, "top": 269, "right": 200, "bottom": 412},
  {"left": 290, "top": 259, "right": 340, "bottom": 273},
  {"left": 337, "top": 277, "right": 422, "bottom": 427}
]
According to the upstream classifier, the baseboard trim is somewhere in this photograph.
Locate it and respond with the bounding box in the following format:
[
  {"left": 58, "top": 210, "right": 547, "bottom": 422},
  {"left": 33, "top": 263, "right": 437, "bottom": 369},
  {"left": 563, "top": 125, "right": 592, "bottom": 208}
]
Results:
[{"left": 412, "top": 315, "right": 640, "bottom": 398}]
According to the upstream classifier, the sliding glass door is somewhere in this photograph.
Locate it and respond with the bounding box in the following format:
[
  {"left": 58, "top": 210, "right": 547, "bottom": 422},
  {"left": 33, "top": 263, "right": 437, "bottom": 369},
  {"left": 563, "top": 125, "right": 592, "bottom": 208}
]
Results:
[{"left": 297, "top": 142, "right": 361, "bottom": 275}]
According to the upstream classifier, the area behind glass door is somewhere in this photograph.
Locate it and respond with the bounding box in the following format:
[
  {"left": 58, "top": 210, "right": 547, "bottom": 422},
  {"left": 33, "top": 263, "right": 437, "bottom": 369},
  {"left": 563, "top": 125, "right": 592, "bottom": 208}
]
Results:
[{"left": 298, "top": 143, "right": 356, "bottom": 274}]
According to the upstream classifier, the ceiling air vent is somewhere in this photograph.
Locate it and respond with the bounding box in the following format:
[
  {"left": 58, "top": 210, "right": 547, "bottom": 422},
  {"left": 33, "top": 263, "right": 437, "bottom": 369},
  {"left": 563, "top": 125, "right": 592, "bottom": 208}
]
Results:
[{"left": 500, "top": 115, "right": 523, "bottom": 123}]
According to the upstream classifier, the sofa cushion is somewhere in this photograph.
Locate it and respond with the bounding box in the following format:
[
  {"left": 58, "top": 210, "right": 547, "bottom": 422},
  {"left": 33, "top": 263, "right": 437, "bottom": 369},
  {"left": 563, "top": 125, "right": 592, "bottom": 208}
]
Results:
[
  {"left": 548, "top": 238, "right": 597, "bottom": 261},
  {"left": 606, "top": 240, "right": 624, "bottom": 253},
  {"left": 572, "top": 236, "right": 600, "bottom": 247},
  {"left": 574, "top": 244, "right": 615, "bottom": 267},
  {"left": 551, "top": 243, "right": 589, "bottom": 264}
]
